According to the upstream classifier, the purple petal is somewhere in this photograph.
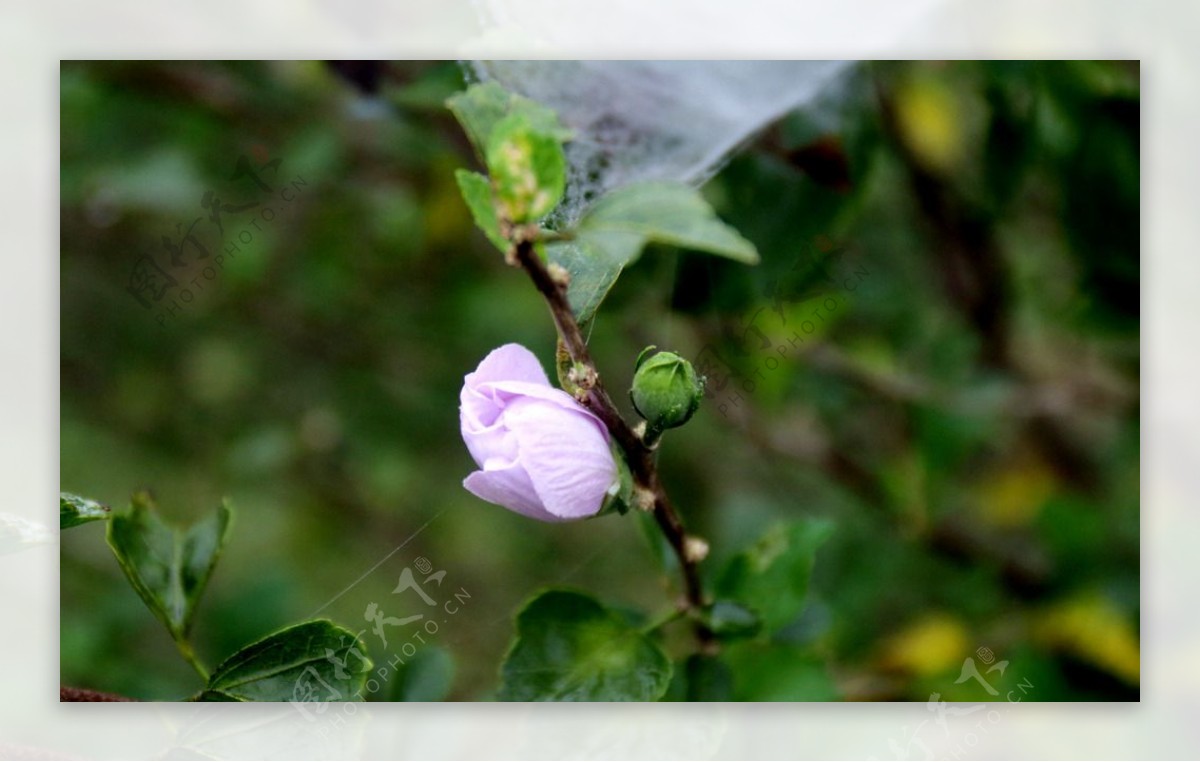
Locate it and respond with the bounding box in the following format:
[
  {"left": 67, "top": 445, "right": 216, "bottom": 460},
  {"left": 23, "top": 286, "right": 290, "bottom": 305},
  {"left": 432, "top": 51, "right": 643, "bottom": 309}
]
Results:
[
  {"left": 481, "top": 380, "right": 607, "bottom": 426},
  {"left": 465, "top": 343, "right": 549, "bottom": 389},
  {"left": 460, "top": 414, "right": 520, "bottom": 471},
  {"left": 463, "top": 464, "right": 561, "bottom": 522},
  {"left": 461, "top": 380, "right": 608, "bottom": 465},
  {"left": 505, "top": 399, "right": 616, "bottom": 519},
  {"left": 461, "top": 383, "right": 575, "bottom": 468},
  {"left": 460, "top": 384, "right": 500, "bottom": 431},
  {"left": 460, "top": 345, "right": 555, "bottom": 435}
]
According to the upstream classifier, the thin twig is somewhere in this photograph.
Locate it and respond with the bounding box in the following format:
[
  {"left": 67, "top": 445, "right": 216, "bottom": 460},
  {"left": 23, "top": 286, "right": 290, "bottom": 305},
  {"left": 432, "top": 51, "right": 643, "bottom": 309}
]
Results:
[
  {"left": 176, "top": 637, "right": 210, "bottom": 682},
  {"left": 512, "top": 237, "right": 715, "bottom": 648}
]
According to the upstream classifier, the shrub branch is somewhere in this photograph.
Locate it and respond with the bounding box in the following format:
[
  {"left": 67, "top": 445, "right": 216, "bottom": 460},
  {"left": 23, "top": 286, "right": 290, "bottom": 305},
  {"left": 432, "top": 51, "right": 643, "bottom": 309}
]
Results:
[{"left": 512, "top": 236, "right": 715, "bottom": 650}]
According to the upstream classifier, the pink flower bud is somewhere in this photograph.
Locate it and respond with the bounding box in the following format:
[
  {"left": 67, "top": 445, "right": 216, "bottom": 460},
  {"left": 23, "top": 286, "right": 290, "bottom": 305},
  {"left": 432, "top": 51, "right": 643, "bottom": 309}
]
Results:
[{"left": 460, "top": 344, "right": 617, "bottom": 521}]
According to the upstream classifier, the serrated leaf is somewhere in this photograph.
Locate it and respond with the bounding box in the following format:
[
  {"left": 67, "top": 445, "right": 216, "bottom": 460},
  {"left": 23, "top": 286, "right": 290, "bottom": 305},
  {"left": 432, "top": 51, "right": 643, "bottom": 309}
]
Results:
[
  {"left": 716, "top": 519, "right": 833, "bottom": 634},
  {"left": 60, "top": 492, "right": 110, "bottom": 529},
  {"left": 106, "top": 494, "right": 232, "bottom": 641},
  {"left": 485, "top": 113, "right": 566, "bottom": 223},
  {"left": 549, "top": 182, "right": 759, "bottom": 322},
  {"left": 389, "top": 645, "right": 455, "bottom": 702},
  {"left": 204, "top": 620, "right": 372, "bottom": 702},
  {"left": 498, "top": 589, "right": 672, "bottom": 702},
  {"left": 454, "top": 169, "right": 508, "bottom": 252},
  {"left": 446, "top": 82, "right": 572, "bottom": 164}
]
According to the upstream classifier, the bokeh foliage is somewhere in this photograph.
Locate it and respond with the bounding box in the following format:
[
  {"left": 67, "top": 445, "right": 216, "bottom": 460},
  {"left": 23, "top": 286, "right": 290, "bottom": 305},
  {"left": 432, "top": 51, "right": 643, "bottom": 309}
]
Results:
[{"left": 60, "top": 60, "right": 1138, "bottom": 700}]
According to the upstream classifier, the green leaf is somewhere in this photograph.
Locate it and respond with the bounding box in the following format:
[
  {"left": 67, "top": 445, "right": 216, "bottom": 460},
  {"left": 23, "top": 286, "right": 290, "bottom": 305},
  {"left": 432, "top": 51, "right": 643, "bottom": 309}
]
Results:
[
  {"left": 724, "top": 643, "right": 839, "bottom": 701},
  {"left": 697, "top": 599, "right": 763, "bottom": 642},
  {"left": 389, "top": 645, "right": 455, "bottom": 702},
  {"left": 549, "top": 182, "right": 760, "bottom": 322},
  {"left": 583, "top": 182, "right": 759, "bottom": 264},
  {"left": 498, "top": 589, "right": 673, "bottom": 701},
  {"left": 105, "top": 493, "right": 232, "bottom": 642},
  {"left": 203, "top": 620, "right": 372, "bottom": 702},
  {"left": 454, "top": 169, "right": 507, "bottom": 252},
  {"left": 446, "top": 82, "right": 572, "bottom": 163},
  {"left": 545, "top": 238, "right": 630, "bottom": 326},
  {"left": 665, "top": 654, "right": 735, "bottom": 702},
  {"left": 446, "top": 82, "right": 511, "bottom": 158},
  {"left": 485, "top": 113, "right": 566, "bottom": 223},
  {"left": 716, "top": 519, "right": 833, "bottom": 634},
  {"left": 60, "top": 492, "right": 110, "bottom": 529}
]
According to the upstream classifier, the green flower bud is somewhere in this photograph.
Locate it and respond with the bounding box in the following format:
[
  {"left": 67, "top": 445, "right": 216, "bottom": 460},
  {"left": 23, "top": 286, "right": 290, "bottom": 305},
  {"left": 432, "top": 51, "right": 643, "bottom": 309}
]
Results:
[{"left": 629, "top": 348, "right": 704, "bottom": 437}]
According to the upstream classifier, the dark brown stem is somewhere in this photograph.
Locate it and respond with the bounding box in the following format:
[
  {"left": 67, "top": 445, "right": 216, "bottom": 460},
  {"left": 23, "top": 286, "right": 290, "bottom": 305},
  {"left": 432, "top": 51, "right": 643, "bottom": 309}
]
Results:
[
  {"left": 512, "top": 238, "right": 715, "bottom": 648},
  {"left": 60, "top": 686, "right": 136, "bottom": 702}
]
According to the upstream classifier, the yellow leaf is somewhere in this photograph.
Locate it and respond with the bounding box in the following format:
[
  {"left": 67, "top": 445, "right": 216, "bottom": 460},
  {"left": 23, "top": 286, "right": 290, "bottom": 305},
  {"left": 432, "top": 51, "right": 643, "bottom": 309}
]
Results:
[
  {"left": 894, "top": 77, "right": 965, "bottom": 174},
  {"left": 975, "top": 455, "right": 1057, "bottom": 528},
  {"left": 879, "top": 614, "right": 970, "bottom": 676},
  {"left": 1035, "top": 594, "right": 1140, "bottom": 685}
]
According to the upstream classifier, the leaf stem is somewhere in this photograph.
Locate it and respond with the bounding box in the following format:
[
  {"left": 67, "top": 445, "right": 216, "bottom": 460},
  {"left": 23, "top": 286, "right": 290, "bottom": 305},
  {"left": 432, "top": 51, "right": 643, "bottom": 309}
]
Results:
[
  {"left": 513, "top": 236, "right": 716, "bottom": 650},
  {"left": 640, "top": 607, "right": 686, "bottom": 635},
  {"left": 535, "top": 229, "right": 576, "bottom": 244},
  {"left": 176, "top": 637, "right": 210, "bottom": 682}
]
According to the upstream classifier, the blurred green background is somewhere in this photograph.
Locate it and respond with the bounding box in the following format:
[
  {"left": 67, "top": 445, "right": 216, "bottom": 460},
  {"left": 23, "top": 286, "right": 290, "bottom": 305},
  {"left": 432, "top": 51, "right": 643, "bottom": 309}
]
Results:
[{"left": 60, "top": 60, "right": 1139, "bottom": 701}]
